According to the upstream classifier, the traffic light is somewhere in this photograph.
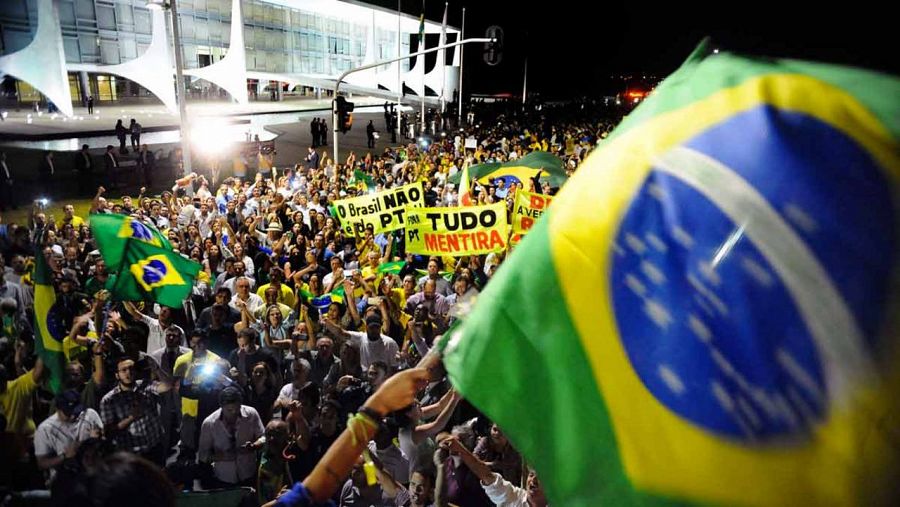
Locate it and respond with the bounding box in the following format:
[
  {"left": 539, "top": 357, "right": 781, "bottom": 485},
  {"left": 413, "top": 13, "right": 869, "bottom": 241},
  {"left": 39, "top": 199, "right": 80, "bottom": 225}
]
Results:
[
  {"left": 334, "top": 95, "right": 355, "bottom": 133},
  {"left": 484, "top": 26, "right": 503, "bottom": 66}
]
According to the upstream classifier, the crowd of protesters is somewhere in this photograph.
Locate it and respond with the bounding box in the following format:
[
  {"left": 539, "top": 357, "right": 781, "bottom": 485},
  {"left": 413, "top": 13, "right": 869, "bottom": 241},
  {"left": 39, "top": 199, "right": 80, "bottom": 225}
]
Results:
[{"left": 0, "top": 103, "right": 621, "bottom": 506}]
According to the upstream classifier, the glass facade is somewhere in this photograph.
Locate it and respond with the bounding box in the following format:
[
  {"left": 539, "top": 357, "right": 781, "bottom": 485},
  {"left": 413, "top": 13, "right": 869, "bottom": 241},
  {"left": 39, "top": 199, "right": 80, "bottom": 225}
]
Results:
[{"left": 0, "top": 0, "right": 421, "bottom": 104}]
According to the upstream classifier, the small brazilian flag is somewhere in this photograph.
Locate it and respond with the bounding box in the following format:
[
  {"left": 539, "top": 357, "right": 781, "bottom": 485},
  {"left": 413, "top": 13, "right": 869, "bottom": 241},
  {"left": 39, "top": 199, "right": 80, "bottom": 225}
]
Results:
[
  {"left": 377, "top": 261, "right": 406, "bottom": 275},
  {"left": 308, "top": 285, "right": 346, "bottom": 310},
  {"left": 90, "top": 213, "right": 172, "bottom": 272},
  {"left": 111, "top": 241, "right": 201, "bottom": 307},
  {"left": 33, "top": 247, "right": 66, "bottom": 393},
  {"left": 416, "top": 268, "right": 453, "bottom": 282},
  {"left": 447, "top": 151, "right": 567, "bottom": 188},
  {"left": 350, "top": 169, "right": 375, "bottom": 193},
  {"left": 442, "top": 41, "right": 900, "bottom": 507}
]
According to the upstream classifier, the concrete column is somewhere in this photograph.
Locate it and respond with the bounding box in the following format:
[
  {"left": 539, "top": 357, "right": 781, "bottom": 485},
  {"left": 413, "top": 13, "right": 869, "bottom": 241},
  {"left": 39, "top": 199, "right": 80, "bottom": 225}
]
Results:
[{"left": 79, "top": 71, "right": 90, "bottom": 105}]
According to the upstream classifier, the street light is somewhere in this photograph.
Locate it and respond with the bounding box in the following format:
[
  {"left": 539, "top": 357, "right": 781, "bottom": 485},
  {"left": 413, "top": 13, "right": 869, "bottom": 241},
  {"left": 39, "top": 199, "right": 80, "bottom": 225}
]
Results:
[
  {"left": 332, "top": 36, "right": 495, "bottom": 164},
  {"left": 147, "top": 0, "right": 192, "bottom": 175}
]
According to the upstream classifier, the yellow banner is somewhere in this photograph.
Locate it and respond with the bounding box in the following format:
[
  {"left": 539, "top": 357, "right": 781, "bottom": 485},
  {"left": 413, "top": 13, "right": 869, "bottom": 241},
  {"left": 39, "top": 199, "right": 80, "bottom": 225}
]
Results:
[
  {"left": 512, "top": 190, "right": 553, "bottom": 234},
  {"left": 333, "top": 182, "right": 424, "bottom": 236},
  {"left": 405, "top": 203, "right": 509, "bottom": 256}
]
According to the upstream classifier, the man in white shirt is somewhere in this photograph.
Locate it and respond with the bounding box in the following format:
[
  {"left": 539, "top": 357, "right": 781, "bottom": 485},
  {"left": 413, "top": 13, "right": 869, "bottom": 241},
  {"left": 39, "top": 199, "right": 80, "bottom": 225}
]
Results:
[
  {"left": 322, "top": 256, "right": 351, "bottom": 292},
  {"left": 123, "top": 302, "right": 184, "bottom": 353},
  {"left": 323, "top": 312, "right": 398, "bottom": 370},
  {"left": 34, "top": 389, "right": 104, "bottom": 478},
  {"left": 198, "top": 386, "right": 264, "bottom": 487},
  {"left": 229, "top": 276, "right": 264, "bottom": 315}
]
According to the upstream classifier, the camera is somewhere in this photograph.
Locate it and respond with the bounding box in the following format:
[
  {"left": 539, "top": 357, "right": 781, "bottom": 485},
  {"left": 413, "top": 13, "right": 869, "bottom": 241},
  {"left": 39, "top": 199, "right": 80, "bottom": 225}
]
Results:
[
  {"left": 199, "top": 363, "right": 217, "bottom": 378},
  {"left": 34, "top": 197, "right": 49, "bottom": 209}
]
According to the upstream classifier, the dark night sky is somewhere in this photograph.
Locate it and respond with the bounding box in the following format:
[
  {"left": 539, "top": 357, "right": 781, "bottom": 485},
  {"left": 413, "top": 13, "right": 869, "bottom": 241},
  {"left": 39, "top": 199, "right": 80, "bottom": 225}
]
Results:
[{"left": 368, "top": 1, "right": 896, "bottom": 98}]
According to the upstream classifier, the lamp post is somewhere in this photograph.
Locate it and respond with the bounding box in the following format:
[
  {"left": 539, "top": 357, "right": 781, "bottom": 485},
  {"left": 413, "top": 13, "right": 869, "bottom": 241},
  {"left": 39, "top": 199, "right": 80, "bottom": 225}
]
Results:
[
  {"left": 332, "top": 36, "right": 494, "bottom": 164},
  {"left": 147, "top": 0, "right": 192, "bottom": 175}
]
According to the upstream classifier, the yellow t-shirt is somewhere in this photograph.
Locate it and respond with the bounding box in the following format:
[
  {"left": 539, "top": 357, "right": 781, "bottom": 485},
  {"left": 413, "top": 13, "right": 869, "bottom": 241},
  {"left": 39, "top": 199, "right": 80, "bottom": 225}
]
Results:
[
  {"left": 1, "top": 370, "right": 37, "bottom": 436},
  {"left": 58, "top": 215, "right": 85, "bottom": 229},
  {"left": 256, "top": 283, "right": 296, "bottom": 309},
  {"left": 173, "top": 350, "right": 221, "bottom": 417}
]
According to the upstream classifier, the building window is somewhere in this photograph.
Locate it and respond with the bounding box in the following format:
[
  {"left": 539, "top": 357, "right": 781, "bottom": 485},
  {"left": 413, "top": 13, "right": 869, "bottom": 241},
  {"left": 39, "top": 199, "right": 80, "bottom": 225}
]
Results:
[
  {"left": 96, "top": 5, "right": 116, "bottom": 30},
  {"left": 100, "top": 40, "right": 120, "bottom": 64},
  {"left": 96, "top": 76, "right": 118, "bottom": 101},
  {"left": 68, "top": 73, "right": 82, "bottom": 101}
]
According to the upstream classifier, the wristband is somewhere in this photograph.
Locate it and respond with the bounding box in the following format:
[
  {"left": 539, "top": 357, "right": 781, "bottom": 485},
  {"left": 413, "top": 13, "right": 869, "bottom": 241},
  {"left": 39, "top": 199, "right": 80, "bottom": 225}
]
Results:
[{"left": 358, "top": 405, "right": 384, "bottom": 422}]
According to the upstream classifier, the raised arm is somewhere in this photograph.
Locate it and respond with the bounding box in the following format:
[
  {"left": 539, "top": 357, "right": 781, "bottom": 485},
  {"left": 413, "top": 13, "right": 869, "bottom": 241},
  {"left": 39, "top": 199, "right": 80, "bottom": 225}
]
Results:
[
  {"left": 89, "top": 186, "right": 105, "bottom": 214},
  {"left": 320, "top": 314, "right": 351, "bottom": 343},
  {"left": 342, "top": 279, "right": 361, "bottom": 327},
  {"left": 379, "top": 234, "right": 394, "bottom": 265},
  {"left": 420, "top": 387, "right": 455, "bottom": 420},
  {"left": 411, "top": 391, "right": 460, "bottom": 444},
  {"left": 122, "top": 300, "right": 144, "bottom": 320},
  {"left": 300, "top": 368, "right": 430, "bottom": 504},
  {"left": 440, "top": 435, "right": 495, "bottom": 484},
  {"left": 286, "top": 401, "right": 312, "bottom": 453}
]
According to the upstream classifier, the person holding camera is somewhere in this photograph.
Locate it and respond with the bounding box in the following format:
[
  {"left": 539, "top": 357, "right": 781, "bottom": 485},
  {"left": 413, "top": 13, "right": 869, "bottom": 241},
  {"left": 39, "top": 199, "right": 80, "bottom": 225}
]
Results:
[
  {"left": 198, "top": 385, "right": 264, "bottom": 489},
  {"left": 405, "top": 279, "right": 450, "bottom": 335},
  {"left": 172, "top": 330, "right": 228, "bottom": 459}
]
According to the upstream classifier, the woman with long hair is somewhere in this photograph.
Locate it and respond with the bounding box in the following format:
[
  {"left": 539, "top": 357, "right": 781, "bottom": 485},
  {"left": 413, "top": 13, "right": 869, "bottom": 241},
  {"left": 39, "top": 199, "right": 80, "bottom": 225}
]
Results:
[
  {"left": 189, "top": 245, "right": 203, "bottom": 263},
  {"left": 204, "top": 243, "right": 224, "bottom": 278},
  {"left": 245, "top": 361, "right": 280, "bottom": 425},
  {"left": 230, "top": 241, "right": 255, "bottom": 278},
  {"left": 283, "top": 244, "right": 307, "bottom": 286},
  {"left": 250, "top": 304, "right": 293, "bottom": 354}
]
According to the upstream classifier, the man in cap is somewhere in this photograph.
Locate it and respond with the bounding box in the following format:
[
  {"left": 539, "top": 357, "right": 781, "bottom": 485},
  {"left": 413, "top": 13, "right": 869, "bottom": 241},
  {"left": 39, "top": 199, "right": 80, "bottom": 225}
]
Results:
[
  {"left": 322, "top": 311, "right": 398, "bottom": 370},
  {"left": 34, "top": 389, "right": 104, "bottom": 475}
]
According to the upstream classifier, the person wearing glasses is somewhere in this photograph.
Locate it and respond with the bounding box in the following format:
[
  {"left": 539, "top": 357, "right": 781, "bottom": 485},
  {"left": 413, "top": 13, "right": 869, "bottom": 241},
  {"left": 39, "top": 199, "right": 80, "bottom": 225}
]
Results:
[{"left": 99, "top": 356, "right": 171, "bottom": 466}]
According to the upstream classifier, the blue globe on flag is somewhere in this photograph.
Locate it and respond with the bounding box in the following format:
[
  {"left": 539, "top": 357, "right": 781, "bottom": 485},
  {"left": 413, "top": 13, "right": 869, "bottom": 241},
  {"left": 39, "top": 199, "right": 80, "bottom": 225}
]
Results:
[
  {"left": 610, "top": 106, "right": 894, "bottom": 444},
  {"left": 141, "top": 259, "right": 168, "bottom": 286}
]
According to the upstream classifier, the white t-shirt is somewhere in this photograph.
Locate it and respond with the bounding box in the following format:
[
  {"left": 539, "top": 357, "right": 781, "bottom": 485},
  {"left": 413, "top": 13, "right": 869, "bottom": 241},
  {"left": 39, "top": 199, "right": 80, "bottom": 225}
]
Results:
[
  {"left": 230, "top": 293, "right": 265, "bottom": 316},
  {"left": 347, "top": 331, "right": 398, "bottom": 370},
  {"left": 397, "top": 427, "right": 435, "bottom": 479},
  {"left": 482, "top": 472, "right": 531, "bottom": 506},
  {"left": 277, "top": 382, "right": 301, "bottom": 404},
  {"left": 139, "top": 313, "right": 184, "bottom": 354},
  {"left": 34, "top": 409, "right": 104, "bottom": 460},
  {"left": 322, "top": 270, "right": 351, "bottom": 289}
]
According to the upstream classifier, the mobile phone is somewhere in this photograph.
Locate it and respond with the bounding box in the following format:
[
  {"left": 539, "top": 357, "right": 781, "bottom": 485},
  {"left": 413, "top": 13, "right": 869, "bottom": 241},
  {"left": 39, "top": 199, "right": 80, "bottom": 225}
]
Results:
[{"left": 369, "top": 296, "right": 382, "bottom": 305}]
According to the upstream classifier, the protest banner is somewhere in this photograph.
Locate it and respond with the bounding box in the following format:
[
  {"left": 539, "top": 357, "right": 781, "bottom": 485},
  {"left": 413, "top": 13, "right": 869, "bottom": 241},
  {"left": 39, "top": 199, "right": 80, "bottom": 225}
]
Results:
[
  {"left": 405, "top": 202, "right": 509, "bottom": 256},
  {"left": 333, "top": 182, "right": 424, "bottom": 235},
  {"left": 512, "top": 190, "right": 553, "bottom": 234}
]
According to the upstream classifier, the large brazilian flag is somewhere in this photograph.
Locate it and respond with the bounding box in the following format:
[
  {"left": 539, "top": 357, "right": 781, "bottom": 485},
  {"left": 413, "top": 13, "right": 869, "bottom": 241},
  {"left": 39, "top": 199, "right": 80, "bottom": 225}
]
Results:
[
  {"left": 442, "top": 43, "right": 900, "bottom": 506},
  {"left": 90, "top": 213, "right": 173, "bottom": 272},
  {"left": 110, "top": 241, "right": 202, "bottom": 308},
  {"left": 34, "top": 248, "right": 66, "bottom": 394}
]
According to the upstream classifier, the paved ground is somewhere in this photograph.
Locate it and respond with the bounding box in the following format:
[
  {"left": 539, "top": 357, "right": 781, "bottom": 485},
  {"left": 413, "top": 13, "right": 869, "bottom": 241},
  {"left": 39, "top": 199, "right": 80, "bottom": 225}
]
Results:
[
  {"left": 0, "top": 95, "right": 388, "bottom": 138},
  {"left": 0, "top": 108, "right": 438, "bottom": 221},
  {"left": 0, "top": 90, "right": 443, "bottom": 210}
]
